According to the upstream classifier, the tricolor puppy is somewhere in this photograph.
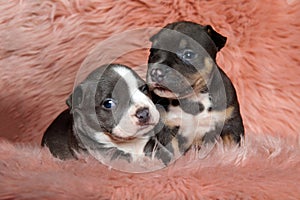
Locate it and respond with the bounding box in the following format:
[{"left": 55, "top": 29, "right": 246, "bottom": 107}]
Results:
[
  {"left": 147, "top": 21, "right": 244, "bottom": 151},
  {"left": 42, "top": 64, "right": 161, "bottom": 164}
]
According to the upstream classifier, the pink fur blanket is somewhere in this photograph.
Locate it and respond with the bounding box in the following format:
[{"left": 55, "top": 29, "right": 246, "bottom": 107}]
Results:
[{"left": 0, "top": 0, "right": 300, "bottom": 199}]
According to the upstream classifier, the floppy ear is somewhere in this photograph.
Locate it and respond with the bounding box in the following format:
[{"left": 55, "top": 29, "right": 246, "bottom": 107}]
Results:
[
  {"left": 205, "top": 25, "right": 227, "bottom": 51},
  {"left": 150, "top": 22, "right": 179, "bottom": 42},
  {"left": 66, "top": 86, "right": 83, "bottom": 109}
]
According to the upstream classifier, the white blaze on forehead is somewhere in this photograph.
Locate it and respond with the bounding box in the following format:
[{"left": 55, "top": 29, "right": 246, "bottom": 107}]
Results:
[
  {"left": 112, "top": 65, "right": 133, "bottom": 79},
  {"left": 113, "top": 66, "right": 151, "bottom": 106},
  {"left": 113, "top": 66, "right": 138, "bottom": 94}
]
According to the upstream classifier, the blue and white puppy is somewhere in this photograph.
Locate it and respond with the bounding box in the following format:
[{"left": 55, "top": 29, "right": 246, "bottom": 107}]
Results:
[{"left": 42, "top": 64, "right": 161, "bottom": 164}]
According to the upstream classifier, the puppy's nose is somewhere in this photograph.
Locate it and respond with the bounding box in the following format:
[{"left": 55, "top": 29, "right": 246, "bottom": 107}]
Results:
[
  {"left": 150, "top": 68, "right": 164, "bottom": 83},
  {"left": 135, "top": 107, "right": 150, "bottom": 124}
]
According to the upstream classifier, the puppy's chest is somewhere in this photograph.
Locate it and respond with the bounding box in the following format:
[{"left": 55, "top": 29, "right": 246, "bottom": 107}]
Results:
[{"left": 165, "top": 93, "right": 223, "bottom": 139}]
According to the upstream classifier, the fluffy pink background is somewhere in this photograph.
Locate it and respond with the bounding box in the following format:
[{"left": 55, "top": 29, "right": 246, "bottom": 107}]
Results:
[{"left": 0, "top": 0, "right": 300, "bottom": 199}]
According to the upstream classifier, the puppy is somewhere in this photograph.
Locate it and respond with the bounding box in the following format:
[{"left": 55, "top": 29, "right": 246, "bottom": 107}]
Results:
[
  {"left": 42, "top": 64, "right": 161, "bottom": 164},
  {"left": 147, "top": 21, "right": 244, "bottom": 152}
]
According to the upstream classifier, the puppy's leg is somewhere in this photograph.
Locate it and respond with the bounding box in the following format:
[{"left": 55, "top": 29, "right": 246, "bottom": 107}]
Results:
[
  {"left": 220, "top": 115, "right": 244, "bottom": 146},
  {"left": 144, "top": 124, "right": 179, "bottom": 165}
]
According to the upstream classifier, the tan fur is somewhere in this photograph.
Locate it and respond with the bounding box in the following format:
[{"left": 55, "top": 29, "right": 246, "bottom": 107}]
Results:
[
  {"left": 179, "top": 39, "right": 188, "bottom": 49},
  {"left": 222, "top": 134, "right": 236, "bottom": 146},
  {"left": 189, "top": 57, "right": 214, "bottom": 93},
  {"left": 190, "top": 73, "right": 208, "bottom": 93}
]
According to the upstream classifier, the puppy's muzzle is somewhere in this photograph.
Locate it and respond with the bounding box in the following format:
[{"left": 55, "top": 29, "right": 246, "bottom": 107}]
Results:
[{"left": 135, "top": 107, "right": 150, "bottom": 125}]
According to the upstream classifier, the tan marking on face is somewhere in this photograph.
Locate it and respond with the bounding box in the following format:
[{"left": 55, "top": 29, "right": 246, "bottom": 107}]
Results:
[
  {"left": 190, "top": 73, "right": 207, "bottom": 93},
  {"left": 179, "top": 39, "right": 188, "bottom": 49},
  {"left": 204, "top": 57, "right": 213, "bottom": 70},
  {"left": 186, "top": 57, "right": 215, "bottom": 93},
  {"left": 200, "top": 57, "right": 214, "bottom": 79}
]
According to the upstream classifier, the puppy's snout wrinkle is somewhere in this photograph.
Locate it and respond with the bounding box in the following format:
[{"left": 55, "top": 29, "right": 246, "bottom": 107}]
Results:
[
  {"left": 135, "top": 107, "right": 150, "bottom": 124},
  {"left": 151, "top": 68, "right": 165, "bottom": 83}
]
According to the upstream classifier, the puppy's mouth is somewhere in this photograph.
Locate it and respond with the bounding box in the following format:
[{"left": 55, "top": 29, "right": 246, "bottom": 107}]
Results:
[
  {"left": 137, "top": 122, "right": 157, "bottom": 131},
  {"left": 151, "top": 83, "right": 194, "bottom": 99},
  {"left": 108, "top": 123, "right": 156, "bottom": 143},
  {"left": 136, "top": 121, "right": 157, "bottom": 137},
  {"left": 151, "top": 84, "right": 178, "bottom": 99},
  {"left": 105, "top": 133, "right": 137, "bottom": 143}
]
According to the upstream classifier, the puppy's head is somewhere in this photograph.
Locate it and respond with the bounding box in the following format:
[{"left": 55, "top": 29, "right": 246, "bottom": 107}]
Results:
[
  {"left": 68, "top": 64, "right": 160, "bottom": 142},
  {"left": 147, "top": 21, "right": 227, "bottom": 98}
]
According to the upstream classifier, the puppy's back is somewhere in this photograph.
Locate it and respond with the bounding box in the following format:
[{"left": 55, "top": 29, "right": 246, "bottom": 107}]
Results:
[{"left": 41, "top": 109, "right": 76, "bottom": 159}]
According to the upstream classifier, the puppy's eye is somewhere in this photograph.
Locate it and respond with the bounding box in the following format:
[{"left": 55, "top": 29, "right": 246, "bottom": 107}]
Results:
[
  {"left": 102, "top": 98, "right": 117, "bottom": 110},
  {"left": 182, "top": 50, "right": 196, "bottom": 60},
  {"left": 139, "top": 84, "right": 150, "bottom": 95}
]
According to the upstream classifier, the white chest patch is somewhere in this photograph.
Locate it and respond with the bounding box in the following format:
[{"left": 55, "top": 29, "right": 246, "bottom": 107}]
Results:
[{"left": 165, "top": 93, "right": 227, "bottom": 144}]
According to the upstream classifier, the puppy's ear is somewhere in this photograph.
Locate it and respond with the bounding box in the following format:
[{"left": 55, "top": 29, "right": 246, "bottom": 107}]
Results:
[
  {"left": 205, "top": 25, "right": 227, "bottom": 51},
  {"left": 66, "top": 86, "right": 83, "bottom": 109}
]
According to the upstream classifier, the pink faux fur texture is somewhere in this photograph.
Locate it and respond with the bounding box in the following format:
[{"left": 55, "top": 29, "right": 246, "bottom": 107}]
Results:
[
  {"left": 0, "top": 133, "right": 300, "bottom": 199},
  {"left": 0, "top": 0, "right": 300, "bottom": 199}
]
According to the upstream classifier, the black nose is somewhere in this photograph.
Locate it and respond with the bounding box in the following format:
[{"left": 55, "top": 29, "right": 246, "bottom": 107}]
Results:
[
  {"left": 135, "top": 107, "right": 150, "bottom": 124},
  {"left": 150, "top": 68, "right": 164, "bottom": 83}
]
